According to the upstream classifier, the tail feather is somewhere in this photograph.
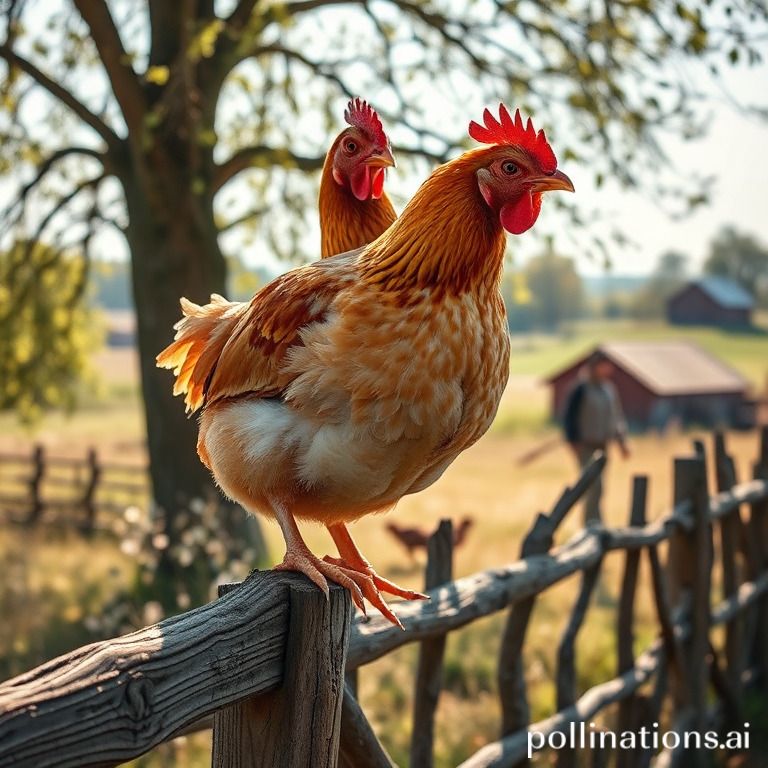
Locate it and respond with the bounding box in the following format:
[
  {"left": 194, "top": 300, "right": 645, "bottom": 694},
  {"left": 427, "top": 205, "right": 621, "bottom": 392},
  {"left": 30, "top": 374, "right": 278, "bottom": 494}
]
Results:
[{"left": 156, "top": 294, "right": 245, "bottom": 413}]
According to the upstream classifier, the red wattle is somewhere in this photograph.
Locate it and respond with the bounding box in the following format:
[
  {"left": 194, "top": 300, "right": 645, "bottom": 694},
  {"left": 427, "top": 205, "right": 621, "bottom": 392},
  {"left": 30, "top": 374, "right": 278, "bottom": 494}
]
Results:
[
  {"left": 500, "top": 192, "right": 541, "bottom": 235},
  {"left": 371, "top": 168, "right": 385, "bottom": 199},
  {"left": 350, "top": 166, "right": 371, "bottom": 201}
]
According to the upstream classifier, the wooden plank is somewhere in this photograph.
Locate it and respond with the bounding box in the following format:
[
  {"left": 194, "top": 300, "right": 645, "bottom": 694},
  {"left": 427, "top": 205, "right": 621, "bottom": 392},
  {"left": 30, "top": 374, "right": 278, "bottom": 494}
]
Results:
[
  {"left": 212, "top": 578, "right": 351, "bottom": 768},
  {"left": 347, "top": 528, "right": 603, "bottom": 670},
  {"left": 670, "top": 456, "right": 712, "bottom": 766},
  {"left": 556, "top": 559, "right": 603, "bottom": 711},
  {"left": 339, "top": 684, "right": 396, "bottom": 768},
  {"left": 497, "top": 514, "right": 552, "bottom": 738},
  {"left": 548, "top": 452, "right": 607, "bottom": 529},
  {"left": 714, "top": 433, "right": 744, "bottom": 724},
  {"left": 410, "top": 519, "right": 453, "bottom": 768},
  {"left": 554, "top": 558, "right": 602, "bottom": 768},
  {"left": 646, "top": 545, "right": 687, "bottom": 708},
  {"left": 0, "top": 570, "right": 300, "bottom": 767},
  {"left": 83, "top": 448, "right": 100, "bottom": 534},
  {"left": 616, "top": 476, "right": 647, "bottom": 768},
  {"left": 26, "top": 444, "right": 45, "bottom": 524}
]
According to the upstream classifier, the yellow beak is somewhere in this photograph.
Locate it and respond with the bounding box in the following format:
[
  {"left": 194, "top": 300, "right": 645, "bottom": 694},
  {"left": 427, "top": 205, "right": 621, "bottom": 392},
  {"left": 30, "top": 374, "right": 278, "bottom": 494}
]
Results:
[
  {"left": 365, "top": 146, "right": 396, "bottom": 169},
  {"left": 530, "top": 169, "right": 574, "bottom": 193}
]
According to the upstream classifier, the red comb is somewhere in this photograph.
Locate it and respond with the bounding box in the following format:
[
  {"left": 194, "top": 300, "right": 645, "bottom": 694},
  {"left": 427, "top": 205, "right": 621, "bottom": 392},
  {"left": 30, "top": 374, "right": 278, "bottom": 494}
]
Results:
[
  {"left": 344, "top": 98, "right": 388, "bottom": 147},
  {"left": 468, "top": 104, "right": 557, "bottom": 173}
]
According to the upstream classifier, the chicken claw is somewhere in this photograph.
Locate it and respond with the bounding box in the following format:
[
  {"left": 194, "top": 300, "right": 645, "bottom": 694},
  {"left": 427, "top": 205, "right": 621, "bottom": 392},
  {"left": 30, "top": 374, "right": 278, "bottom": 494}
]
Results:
[
  {"left": 322, "top": 555, "right": 427, "bottom": 602},
  {"left": 274, "top": 549, "right": 371, "bottom": 614},
  {"left": 321, "top": 522, "right": 429, "bottom": 627}
]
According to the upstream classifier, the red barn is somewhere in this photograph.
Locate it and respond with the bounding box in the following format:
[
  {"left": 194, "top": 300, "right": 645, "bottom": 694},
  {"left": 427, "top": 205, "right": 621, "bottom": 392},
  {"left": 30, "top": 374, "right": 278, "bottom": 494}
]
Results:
[
  {"left": 546, "top": 341, "right": 751, "bottom": 430},
  {"left": 667, "top": 277, "right": 753, "bottom": 327}
]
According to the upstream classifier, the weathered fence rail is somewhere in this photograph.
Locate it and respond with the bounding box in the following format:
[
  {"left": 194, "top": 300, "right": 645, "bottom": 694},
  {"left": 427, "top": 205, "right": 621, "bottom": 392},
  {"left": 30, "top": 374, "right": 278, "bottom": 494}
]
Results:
[
  {"left": 0, "top": 427, "right": 767, "bottom": 767},
  {"left": 0, "top": 444, "right": 148, "bottom": 531}
]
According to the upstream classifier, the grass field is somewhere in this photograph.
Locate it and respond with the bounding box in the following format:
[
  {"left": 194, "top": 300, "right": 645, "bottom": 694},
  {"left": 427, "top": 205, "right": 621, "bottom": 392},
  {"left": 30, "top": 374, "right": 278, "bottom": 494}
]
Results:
[{"left": 2, "top": 319, "right": 768, "bottom": 766}]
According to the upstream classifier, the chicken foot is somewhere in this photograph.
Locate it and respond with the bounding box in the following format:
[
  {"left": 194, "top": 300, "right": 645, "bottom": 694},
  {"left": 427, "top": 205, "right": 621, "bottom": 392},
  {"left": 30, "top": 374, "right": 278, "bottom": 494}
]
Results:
[
  {"left": 270, "top": 498, "right": 406, "bottom": 625},
  {"left": 324, "top": 523, "right": 429, "bottom": 627}
]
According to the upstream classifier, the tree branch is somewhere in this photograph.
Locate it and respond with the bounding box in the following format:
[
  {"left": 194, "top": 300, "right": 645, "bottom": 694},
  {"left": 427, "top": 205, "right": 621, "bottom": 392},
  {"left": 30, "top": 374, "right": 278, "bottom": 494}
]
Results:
[
  {"left": 0, "top": 43, "right": 118, "bottom": 146},
  {"left": 148, "top": 2, "right": 183, "bottom": 67},
  {"left": 1, "top": 174, "right": 106, "bottom": 323},
  {"left": 0, "top": 146, "right": 108, "bottom": 231},
  {"left": 217, "top": 206, "right": 267, "bottom": 234},
  {"left": 226, "top": 0, "right": 260, "bottom": 30},
  {"left": 72, "top": 0, "right": 146, "bottom": 135},
  {"left": 212, "top": 145, "right": 325, "bottom": 193}
]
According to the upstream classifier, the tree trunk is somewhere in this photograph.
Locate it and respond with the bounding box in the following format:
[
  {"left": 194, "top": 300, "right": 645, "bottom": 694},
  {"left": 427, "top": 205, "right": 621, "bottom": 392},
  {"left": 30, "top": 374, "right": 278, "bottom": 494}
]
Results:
[{"left": 122, "top": 164, "right": 224, "bottom": 519}]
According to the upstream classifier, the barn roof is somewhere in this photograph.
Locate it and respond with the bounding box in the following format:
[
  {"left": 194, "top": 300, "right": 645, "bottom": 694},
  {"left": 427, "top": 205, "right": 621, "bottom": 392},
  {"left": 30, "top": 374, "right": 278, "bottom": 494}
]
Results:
[
  {"left": 546, "top": 341, "right": 748, "bottom": 396},
  {"left": 688, "top": 277, "right": 754, "bottom": 310}
]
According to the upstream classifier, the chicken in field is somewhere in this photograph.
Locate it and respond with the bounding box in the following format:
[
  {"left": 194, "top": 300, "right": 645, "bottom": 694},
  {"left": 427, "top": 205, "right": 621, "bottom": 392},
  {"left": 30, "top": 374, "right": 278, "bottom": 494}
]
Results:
[
  {"left": 386, "top": 517, "right": 474, "bottom": 558},
  {"left": 319, "top": 97, "right": 397, "bottom": 257},
  {"left": 157, "top": 104, "right": 573, "bottom": 627}
]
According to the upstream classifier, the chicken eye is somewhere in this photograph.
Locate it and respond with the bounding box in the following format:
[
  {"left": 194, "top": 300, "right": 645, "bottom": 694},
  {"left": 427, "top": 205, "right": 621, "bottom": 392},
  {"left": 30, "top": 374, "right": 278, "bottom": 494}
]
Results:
[
  {"left": 344, "top": 139, "right": 358, "bottom": 154},
  {"left": 501, "top": 160, "right": 519, "bottom": 176}
]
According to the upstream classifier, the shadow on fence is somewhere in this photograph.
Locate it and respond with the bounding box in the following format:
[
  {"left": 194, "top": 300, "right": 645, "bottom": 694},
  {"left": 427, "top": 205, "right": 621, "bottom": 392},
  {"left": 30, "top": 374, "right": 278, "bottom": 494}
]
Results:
[{"left": 0, "top": 427, "right": 767, "bottom": 767}]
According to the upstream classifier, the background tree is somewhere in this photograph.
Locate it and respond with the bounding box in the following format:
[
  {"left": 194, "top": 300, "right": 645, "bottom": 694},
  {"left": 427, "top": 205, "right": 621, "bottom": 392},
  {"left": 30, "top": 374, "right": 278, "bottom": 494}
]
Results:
[
  {"left": 631, "top": 249, "right": 689, "bottom": 319},
  {"left": 704, "top": 226, "right": 768, "bottom": 307},
  {"left": 0, "top": 241, "right": 100, "bottom": 422},
  {"left": 1, "top": 0, "right": 766, "bottom": 523},
  {"left": 524, "top": 247, "right": 584, "bottom": 331}
]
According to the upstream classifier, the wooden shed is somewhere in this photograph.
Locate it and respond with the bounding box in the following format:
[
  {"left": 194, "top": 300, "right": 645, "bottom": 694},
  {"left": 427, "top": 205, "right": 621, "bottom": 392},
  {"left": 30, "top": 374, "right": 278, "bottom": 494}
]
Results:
[
  {"left": 666, "top": 277, "right": 753, "bottom": 327},
  {"left": 546, "top": 341, "right": 751, "bottom": 430}
]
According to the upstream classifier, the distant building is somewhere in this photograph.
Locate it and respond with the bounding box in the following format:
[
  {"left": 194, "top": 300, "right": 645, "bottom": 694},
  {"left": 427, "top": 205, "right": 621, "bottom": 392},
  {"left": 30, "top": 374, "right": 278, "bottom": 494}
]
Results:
[
  {"left": 666, "top": 277, "right": 753, "bottom": 327},
  {"left": 546, "top": 341, "right": 752, "bottom": 430},
  {"left": 105, "top": 310, "right": 136, "bottom": 347}
]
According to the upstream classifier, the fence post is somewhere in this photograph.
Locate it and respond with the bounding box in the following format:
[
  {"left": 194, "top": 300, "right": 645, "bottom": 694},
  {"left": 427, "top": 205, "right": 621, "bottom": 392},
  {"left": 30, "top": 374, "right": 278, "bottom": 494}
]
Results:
[
  {"left": 26, "top": 443, "right": 45, "bottom": 525},
  {"left": 82, "top": 448, "right": 100, "bottom": 534},
  {"left": 713, "top": 431, "right": 743, "bottom": 725},
  {"left": 212, "top": 576, "right": 352, "bottom": 768},
  {"left": 409, "top": 519, "right": 454, "bottom": 768},
  {"left": 339, "top": 684, "right": 396, "bottom": 768},
  {"left": 616, "top": 476, "right": 647, "bottom": 768},
  {"left": 667, "top": 454, "right": 711, "bottom": 768}
]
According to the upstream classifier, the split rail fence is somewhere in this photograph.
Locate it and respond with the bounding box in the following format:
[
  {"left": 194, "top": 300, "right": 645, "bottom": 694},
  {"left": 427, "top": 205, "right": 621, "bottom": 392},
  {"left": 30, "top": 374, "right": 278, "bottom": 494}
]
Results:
[
  {"left": 0, "top": 427, "right": 767, "bottom": 767},
  {"left": 0, "top": 444, "right": 148, "bottom": 532}
]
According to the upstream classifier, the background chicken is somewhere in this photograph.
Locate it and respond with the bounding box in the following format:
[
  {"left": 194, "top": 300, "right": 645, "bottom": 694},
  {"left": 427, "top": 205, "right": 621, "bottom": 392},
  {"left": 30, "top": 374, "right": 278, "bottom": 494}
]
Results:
[
  {"left": 319, "top": 97, "right": 397, "bottom": 257},
  {"left": 386, "top": 517, "right": 474, "bottom": 559},
  {"left": 157, "top": 99, "right": 397, "bottom": 415},
  {"left": 157, "top": 104, "right": 573, "bottom": 627}
]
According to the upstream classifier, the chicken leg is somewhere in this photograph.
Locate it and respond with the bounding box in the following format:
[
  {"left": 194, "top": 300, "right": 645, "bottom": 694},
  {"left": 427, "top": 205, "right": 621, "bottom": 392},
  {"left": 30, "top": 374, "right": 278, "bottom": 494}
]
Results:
[
  {"left": 323, "top": 523, "right": 429, "bottom": 627},
  {"left": 270, "top": 497, "right": 411, "bottom": 625}
]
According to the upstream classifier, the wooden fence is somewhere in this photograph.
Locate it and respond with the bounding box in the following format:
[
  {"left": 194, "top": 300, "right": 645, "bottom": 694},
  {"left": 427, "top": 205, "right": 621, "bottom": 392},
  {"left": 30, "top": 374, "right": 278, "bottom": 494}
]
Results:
[
  {"left": 0, "top": 444, "right": 148, "bottom": 531},
  {"left": 0, "top": 427, "right": 767, "bottom": 767}
]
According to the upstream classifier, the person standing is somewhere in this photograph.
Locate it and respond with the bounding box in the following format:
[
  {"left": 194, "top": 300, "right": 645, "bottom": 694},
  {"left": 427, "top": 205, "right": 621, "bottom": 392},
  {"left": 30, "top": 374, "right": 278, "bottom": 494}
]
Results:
[{"left": 563, "top": 351, "right": 630, "bottom": 525}]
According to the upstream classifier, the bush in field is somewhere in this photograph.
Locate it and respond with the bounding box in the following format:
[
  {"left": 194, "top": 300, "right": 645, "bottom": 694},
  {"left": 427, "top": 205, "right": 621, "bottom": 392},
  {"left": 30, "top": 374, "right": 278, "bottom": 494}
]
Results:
[{"left": 87, "top": 500, "right": 269, "bottom": 636}]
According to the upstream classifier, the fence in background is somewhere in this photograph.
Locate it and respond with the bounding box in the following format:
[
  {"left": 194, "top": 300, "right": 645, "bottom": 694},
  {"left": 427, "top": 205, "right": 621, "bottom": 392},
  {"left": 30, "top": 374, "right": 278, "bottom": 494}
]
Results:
[
  {"left": 0, "top": 427, "right": 767, "bottom": 767},
  {"left": 0, "top": 444, "right": 148, "bottom": 532}
]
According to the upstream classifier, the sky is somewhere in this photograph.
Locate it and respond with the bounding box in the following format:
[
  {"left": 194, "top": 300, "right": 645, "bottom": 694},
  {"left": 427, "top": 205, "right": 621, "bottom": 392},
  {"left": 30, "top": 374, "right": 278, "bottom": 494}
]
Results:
[{"left": 571, "top": 62, "right": 768, "bottom": 277}]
